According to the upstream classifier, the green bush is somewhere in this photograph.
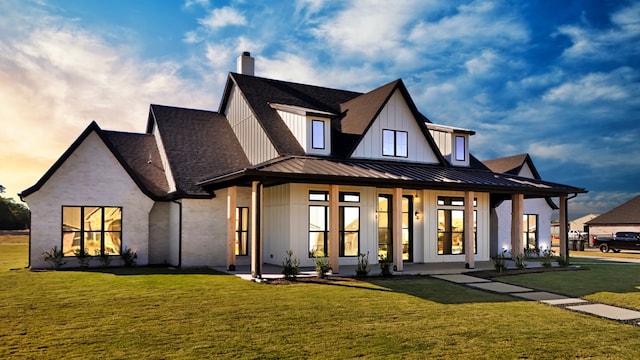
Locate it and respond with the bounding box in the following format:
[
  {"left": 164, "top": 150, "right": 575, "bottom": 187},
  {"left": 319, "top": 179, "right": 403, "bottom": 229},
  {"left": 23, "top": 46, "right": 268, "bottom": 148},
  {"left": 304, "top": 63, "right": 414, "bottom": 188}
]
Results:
[
  {"left": 42, "top": 246, "right": 66, "bottom": 269},
  {"left": 356, "top": 252, "right": 369, "bottom": 277},
  {"left": 492, "top": 250, "right": 507, "bottom": 272},
  {"left": 73, "top": 248, "right": 92, "bottom": 268},
  {"left": 314, "top": 256, "right": 331, "bottom": 278},
  {"left": 282, "top": 250, "right": 300, "bottom": 279},
  {"left": 541, "top": 248, "right": 555, "bottom": 268},
  {"left": 121, "top": 247, "right": 137, "bottom": 267},
  {"left": 378, "top": 253, "right": 392, "bottom": 277},
  {"left": 515, "top": 252, "right": 527, "bottom": 269}
]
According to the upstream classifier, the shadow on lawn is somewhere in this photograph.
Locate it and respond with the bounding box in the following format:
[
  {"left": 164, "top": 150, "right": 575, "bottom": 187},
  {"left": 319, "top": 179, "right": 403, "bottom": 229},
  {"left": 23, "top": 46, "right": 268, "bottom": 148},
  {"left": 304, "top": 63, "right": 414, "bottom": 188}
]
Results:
[{"left": 40, "top": 265, "right": 234, "bottom": 276}]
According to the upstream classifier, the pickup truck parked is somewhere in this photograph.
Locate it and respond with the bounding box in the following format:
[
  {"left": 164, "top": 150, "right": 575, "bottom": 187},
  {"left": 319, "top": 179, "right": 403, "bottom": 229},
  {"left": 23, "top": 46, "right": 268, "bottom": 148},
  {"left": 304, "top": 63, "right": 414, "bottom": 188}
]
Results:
[{"left": 592, "top": 232, "right": 640, "bottom": 253}]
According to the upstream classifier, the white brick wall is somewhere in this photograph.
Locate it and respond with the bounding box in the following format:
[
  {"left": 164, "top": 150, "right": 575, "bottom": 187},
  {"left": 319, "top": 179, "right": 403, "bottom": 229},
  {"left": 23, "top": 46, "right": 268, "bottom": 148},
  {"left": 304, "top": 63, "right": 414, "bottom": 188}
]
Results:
[{"left": 24, "top": 131, "right": 154, "bottom": 269}]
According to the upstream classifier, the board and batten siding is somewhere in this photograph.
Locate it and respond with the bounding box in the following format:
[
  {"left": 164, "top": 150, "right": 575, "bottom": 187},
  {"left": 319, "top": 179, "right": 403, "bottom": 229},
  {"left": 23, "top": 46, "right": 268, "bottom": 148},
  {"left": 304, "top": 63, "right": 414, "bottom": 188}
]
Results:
[
  {"left": 351, "top": 90, "right": 439, "bottom": 163},
  {"left": 224, "top": 84, "right": 278, "bottom": 165},
  {"left": 277, "top": 110, "right": 331, "bottom": 156}
]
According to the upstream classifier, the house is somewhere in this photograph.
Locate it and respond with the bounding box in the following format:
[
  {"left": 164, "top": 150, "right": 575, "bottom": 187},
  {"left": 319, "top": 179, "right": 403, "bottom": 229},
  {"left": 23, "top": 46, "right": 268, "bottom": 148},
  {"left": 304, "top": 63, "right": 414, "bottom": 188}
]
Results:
[
  {"left": 482, "top": 154, "right": 557, "bottom": 256},
  {"left": 551, "top": 213, "right": 599, "bottom": 245},
  {"left": 20, "top": 52, "right": 587, "bottom": 275},
  {"left": 586, "top": 195, "right": 640, "bottom": 237}
]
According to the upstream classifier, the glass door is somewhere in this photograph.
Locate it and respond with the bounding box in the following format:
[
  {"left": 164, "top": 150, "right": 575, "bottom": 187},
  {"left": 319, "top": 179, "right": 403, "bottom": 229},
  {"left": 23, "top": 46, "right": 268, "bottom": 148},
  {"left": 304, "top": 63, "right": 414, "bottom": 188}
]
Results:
[{"left": 378, "top": 195, "right": 392, "bottom": 261}]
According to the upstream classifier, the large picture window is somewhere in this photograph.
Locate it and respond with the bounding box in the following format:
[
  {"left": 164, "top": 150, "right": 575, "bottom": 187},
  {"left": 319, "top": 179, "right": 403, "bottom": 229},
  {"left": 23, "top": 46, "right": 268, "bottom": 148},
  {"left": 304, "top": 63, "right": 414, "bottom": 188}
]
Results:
[
  {"left": 437, "top": 197, "right": 476, "bottom": 255},
  {"left": 382, "top": 129, "right": 408, "bottom": 157},
  {"left": 62, "top": 206, "right": 122, "bottom": 257},
  {"left": 523, "top": 214, "right": 538, "bottom": 250},
  {"left": 236, "top": 207, "right": 249, "bottom": 256}
]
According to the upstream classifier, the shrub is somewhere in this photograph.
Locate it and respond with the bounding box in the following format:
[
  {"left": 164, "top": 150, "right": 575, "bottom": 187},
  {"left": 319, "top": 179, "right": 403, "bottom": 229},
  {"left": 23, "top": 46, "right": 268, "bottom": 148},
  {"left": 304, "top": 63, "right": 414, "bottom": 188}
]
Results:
[
  {"left": 282, "top": 250, "right": 300, "bottom": 280},
  {"left": 121, "top": 247, "right": 137, "bottom": 267},
  {"left": 492, "top": 250, "right": 507, "bottom": 272},
  {"left": 355, "top": 252, "right": 369, "bottom": 277},
  {"left": 515, "top": 252, "right": 527, "bottom": 269},
  {"left": 94, "top": 249, "right": 112, "bottom": 268},
  {"left": 314, "top": 256, "right": 331, "bottom": 279},
  {"left": 378, "top": 253, "right": 392, "bottom": 277},
  {"left": 42, "top": 246, "right": 66, "bottom": 269},
  {"left": 541, "top": 248, "right": 555, "bottom": 268},
  {"left": 557, "top": 255, "right": 570, "bottom": 268},
  {"left": 73, "top": 248, "right": 92, "bottom": 268}
]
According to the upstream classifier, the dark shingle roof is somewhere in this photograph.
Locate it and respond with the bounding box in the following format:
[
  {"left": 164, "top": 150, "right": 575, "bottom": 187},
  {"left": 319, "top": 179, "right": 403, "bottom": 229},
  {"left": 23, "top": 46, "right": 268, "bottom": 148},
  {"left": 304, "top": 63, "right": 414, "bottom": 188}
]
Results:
[
  {"left": 482, "top": 153, "right": 541, "bottom": 178},
  {"left": 222, "top": 73, "right": 362, "bottom": 156},
  {"left": 148, "top": 104, "right": 251, "bottom": 197},
  {"left": 102, "top": 131, "right": 169, "bottom": 198},
  {"left": 586, "top": 195, "right": 640, "bottom": 225}
]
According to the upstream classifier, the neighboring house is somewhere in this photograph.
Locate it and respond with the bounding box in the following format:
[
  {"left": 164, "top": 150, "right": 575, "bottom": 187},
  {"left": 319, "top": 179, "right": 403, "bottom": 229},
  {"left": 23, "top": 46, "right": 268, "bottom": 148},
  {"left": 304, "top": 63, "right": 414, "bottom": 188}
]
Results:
[
  {"left": 21, "top": 53, "right": 586, "bottom": 275},
  {"left": 482, "top": 154, "right": 557, "bottom": 256},
  {"left": 586, "top": 195, "right": 640, "bottom": 237},
  {"left": 551, "top": 213, "right": 599, "bottom": 243}
]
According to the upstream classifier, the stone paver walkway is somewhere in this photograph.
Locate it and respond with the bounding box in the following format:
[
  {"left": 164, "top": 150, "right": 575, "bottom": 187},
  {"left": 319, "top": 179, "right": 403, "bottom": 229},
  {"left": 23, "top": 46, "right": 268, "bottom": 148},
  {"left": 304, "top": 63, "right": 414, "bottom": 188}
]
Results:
[{"left": 432, "top": 273, "right": 640, "bottom": 326}]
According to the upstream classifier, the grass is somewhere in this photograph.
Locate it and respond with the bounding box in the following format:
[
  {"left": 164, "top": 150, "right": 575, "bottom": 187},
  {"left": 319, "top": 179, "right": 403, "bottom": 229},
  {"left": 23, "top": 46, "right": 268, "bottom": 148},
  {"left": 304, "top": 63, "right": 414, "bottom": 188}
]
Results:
[{"left": 2, "top": 236, "right": 640, "bottom": 359}]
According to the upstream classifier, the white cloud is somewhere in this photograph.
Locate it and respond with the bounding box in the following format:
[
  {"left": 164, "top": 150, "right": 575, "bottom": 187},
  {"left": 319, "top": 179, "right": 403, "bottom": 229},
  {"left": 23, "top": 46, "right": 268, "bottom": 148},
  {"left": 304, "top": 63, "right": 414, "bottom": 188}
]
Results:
[
  {"left": 184, "top": 0, "right": 209, "bottom": 9},
  {"left": 543, "top": 67, "right": 638, "bottom": 104},
  {"left": 198, "top": 6, "right": 247, "bottom": 31},
  {"left": 465, "top": 50, "right": 498, "bottom": 75}
]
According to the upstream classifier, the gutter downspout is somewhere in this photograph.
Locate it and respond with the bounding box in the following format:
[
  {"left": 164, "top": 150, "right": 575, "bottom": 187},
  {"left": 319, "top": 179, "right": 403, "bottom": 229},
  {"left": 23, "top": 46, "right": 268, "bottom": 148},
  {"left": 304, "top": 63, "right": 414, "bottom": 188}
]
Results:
[{"left": 171, "top": 199, "right": 183, "bottom": 268}]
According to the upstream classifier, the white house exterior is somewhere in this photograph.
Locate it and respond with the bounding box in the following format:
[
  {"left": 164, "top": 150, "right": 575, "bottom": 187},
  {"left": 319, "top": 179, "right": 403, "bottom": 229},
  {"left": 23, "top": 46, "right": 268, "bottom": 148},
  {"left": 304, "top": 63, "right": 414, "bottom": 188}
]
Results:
[{"left": 21, "top": 52, "right": 586, "bottom": 275}]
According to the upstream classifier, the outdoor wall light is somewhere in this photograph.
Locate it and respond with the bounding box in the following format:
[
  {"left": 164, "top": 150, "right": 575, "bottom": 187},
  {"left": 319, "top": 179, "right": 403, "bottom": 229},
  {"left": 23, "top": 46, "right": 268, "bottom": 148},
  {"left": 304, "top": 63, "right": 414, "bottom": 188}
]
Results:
[{"left": 414, "top": 211, "right": 420, "bottom": 220}]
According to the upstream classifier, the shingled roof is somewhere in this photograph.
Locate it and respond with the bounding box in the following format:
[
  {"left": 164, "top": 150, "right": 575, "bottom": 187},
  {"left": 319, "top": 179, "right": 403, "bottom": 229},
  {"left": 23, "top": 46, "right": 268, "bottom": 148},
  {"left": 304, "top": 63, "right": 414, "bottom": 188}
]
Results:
[
  {"left": 147, "top": 104, "right": 250, "bottom": 197},
  {"left": 483, "top": 153, "right": 541, "bottom": 179},
  {"left": 586, "top": 195, "right": 640, "bottom": 225}
]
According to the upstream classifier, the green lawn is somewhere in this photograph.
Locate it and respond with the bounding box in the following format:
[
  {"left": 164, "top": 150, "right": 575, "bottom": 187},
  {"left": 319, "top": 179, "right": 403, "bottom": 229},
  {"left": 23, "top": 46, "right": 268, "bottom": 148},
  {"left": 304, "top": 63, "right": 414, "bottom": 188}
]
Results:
[{"left": 1, "top": 241, "right": 640, "bottom": 359}]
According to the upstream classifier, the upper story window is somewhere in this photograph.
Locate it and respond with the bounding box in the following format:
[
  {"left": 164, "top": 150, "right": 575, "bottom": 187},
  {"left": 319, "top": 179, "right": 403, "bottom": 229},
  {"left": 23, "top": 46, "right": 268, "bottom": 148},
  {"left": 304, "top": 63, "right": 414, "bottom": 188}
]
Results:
[
  {"left": 311, "top": 120, "right": 325, "bottom": 149},
  {"left": 382, "top": 129, "right": 408, "bottom": 157},
  {"left": 427, "top": 123, "right": 474, "bottom": 167},
  {"left": 454, "top": 135, "right": 466, "bottom": 161}
]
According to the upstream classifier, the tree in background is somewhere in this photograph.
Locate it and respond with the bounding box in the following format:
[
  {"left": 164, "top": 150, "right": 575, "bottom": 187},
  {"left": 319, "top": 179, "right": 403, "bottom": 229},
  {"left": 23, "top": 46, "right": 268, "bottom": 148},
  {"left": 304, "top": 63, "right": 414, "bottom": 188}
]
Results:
[{"left": 0, "top": 185, "right": 30, "bottom": 230}]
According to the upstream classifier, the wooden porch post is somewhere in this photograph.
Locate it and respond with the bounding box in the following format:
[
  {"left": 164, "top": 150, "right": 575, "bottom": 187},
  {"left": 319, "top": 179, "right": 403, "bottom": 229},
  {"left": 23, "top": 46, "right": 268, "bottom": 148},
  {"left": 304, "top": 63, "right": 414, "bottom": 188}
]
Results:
[
  {"left": 392, "top": 187, "right": 403, "bottom": 272},
  {"left": 510, "top": 193, "right": 524, "bottom": 259},
  {"left": 227, "top": 186, "right": 237, "bottom": 270},
  {"left": 559, "top": 194, "right": 568, "bottom": 261},
  {"left": 250, "top": 181, "right": 263, "bottom": 278},
  {"left": 329, "top": 184, "right": 339, "bottom": 274},
  {"left": 464, "top": 191, "right": 475, "bottom": 269}
]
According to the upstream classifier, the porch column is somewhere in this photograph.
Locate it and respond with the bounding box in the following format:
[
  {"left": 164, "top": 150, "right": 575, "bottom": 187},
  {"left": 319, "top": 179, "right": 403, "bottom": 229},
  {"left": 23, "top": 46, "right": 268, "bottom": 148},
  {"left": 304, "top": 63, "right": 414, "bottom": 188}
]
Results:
[
  {"left": 250, "top": 181, "right": 263, "bottom": 278},
  {"left": 227, "top": 186, "right": 237, "bottom": 270},
  {"left": 510, "top": 193, "right": 524, "bottom": 259},
  {"left": 392, "top": 187, "right": 403, "bottom": 272},
  {"left": 464, "top": 191, "right": 475, "bottom": 269},
  {"left": 329, "top": 184, "right": 340, "bottom": 274},
  {"left": 559, "top": 194, "right": 568, "bottom": 261}
]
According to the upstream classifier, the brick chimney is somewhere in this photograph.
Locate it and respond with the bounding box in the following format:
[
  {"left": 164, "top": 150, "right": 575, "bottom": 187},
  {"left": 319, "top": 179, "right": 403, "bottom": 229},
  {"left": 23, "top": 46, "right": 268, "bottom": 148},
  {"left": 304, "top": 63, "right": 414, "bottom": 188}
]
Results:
[{"left": 236, "top": 51, "right": 254, "bottom": 76}]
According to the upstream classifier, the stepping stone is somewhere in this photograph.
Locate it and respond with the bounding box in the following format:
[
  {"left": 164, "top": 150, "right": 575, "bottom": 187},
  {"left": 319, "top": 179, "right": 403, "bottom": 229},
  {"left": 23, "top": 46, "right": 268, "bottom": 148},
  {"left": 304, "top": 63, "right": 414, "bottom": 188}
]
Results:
[
  {"left": 511, "top": 291, "right": 580, "bottom": 302},
  {"left": 431, "top": 274, "right": 491, "bottom": 283},
  {"left": 541, "top": 298, "right": 589, "bottom": 305},
  {"left": 567, "top": 304, "right": 640, "bottom": 321},
  {"left": 468, "top": 282, "right": 532, "bottom": 293}
]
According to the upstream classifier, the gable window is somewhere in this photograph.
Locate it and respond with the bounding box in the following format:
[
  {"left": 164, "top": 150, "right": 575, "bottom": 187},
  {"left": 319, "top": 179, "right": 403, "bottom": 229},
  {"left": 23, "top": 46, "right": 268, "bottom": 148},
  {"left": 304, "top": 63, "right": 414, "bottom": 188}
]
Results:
[
  {"left": 454, "top": 135, "right": 466, "bottom": 161},
  {"left": 382, "top": 129, "right": 408, "bottom": 157},
  {"left": 523, "top": 214, "right": 538, "bottom": 251},
  {"left": 235, "top": 207, "right": 249, "bottom": 256},
  {"left": 311, "top": 120, "right": 325, "bottom": 149},
  {"left": 62, "top": 206, "right": 122, "bottom": 257}
]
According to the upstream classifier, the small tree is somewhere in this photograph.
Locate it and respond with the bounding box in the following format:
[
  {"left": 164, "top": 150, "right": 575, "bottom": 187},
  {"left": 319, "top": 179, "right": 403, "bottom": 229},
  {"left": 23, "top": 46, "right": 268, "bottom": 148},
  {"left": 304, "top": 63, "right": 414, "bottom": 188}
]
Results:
[
  {"left": 42, "top": 246, "right": 66, "bottom": 269},
  {"left": 282, "top": 250, "right": 300, "bottom": 280},
  {"left": 378, "top": 253, "right": 392, "bottom": 277}
]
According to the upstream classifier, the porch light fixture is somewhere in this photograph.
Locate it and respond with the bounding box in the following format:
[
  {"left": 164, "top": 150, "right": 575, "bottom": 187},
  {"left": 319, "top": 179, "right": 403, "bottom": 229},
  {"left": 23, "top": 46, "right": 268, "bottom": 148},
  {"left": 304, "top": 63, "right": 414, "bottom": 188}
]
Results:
[{"left": 414, "top": 211, "right": 420, "bottom": 220}]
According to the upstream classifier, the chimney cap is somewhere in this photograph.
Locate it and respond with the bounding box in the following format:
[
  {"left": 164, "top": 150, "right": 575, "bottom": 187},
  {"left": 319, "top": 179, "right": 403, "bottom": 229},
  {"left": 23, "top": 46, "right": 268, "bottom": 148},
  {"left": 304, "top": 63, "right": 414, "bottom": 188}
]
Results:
[{"left": 242, "top": 51, "right": 251, "bottom": 56}]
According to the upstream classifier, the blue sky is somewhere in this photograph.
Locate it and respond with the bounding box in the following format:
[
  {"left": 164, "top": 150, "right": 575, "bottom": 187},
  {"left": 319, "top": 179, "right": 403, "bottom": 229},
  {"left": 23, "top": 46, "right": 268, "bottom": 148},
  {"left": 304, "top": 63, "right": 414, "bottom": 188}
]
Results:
[{"left": 0, "top": 0, "right": 638, "bottom": 219}]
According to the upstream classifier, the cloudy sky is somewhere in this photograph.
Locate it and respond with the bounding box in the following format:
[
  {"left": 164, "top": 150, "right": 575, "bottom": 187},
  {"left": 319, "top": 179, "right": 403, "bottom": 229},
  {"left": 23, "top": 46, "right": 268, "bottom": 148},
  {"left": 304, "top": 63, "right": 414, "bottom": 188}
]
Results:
[{"left": 0, "top": 0, "right": 638, "bottom": 219}]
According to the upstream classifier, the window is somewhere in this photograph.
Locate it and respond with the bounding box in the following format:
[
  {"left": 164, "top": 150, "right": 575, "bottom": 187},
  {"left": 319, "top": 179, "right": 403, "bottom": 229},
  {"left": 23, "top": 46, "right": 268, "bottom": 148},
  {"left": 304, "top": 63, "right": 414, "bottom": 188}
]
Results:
[
  {"left": 236, "top": 207, "right": 249, "bottom": 256},
  {"left": 309, "top": 205, "right": 328, "bottom": 257},
  {"left": 382, "top": 129, "right": 408, "bottom": 157},
  {"left": 340, "top": 206, "right": 359, "bottom": 257},
  {"left": 339, "top": 192, "right": 360, "bottom": 203},
  {"left": 62, "top": 206, "right": 122, "bottom": 257},
  {"left": 454, "top": 135, "right": 466, "bottom": 161},
  {"left": 523, "top": 214, "right": 538, "bottom": 250},
  {"left": 311, "top": 120, "right": 325, "bottom": 149},
  {"left": 436, "top": 197, "right": 476, "bottom": 255},
  {"left": 309, "top": 190, "right": 329, "bottom": 202}
]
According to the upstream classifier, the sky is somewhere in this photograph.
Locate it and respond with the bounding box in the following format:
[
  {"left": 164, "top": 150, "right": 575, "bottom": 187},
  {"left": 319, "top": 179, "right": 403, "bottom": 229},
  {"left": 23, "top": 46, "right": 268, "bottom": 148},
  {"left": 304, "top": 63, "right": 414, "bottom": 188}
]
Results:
[{"left": 0, "top": 0, "right": 638, "bottom": 220}]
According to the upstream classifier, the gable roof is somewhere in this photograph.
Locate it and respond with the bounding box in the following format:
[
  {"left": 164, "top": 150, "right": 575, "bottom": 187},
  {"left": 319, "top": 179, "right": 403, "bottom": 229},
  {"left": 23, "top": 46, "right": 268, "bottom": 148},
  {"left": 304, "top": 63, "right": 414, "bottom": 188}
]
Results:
[
  {"left": 147, "top": 104, "right": 250, "bottom": 197},
  {"left": 20, "top": 122, "right": 169, "bottom": 200},
  {"left": 586, "top": 195, "right": 640, "bottom": 225},
  {"left": 220, "top": 73, "right": 361, "bottom": 156},
  {"left": 483, "top": 153, "right": 541, "bottom": 179},
  {"left": 482, "top": 153, "right": 557, "bottom": 209},
  {"left": 337, "top": 79, "right": 446, "bottom": 163}
]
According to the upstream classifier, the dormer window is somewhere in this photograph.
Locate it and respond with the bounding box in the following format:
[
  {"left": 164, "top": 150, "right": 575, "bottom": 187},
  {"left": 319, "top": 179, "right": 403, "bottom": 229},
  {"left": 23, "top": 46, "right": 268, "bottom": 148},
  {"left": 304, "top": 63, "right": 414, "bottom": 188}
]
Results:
[
  {"left": 382, "top": 129, "right": 408, "bottom": 157},
  {"left": 312, "top": 120, "right": 325, "bottom": 149},
  {"left": 454, "top": 135, "right": 466, "bottom": 161},
  {"left": 427, "top": 123, "right": 474, "bottom": 167}
]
